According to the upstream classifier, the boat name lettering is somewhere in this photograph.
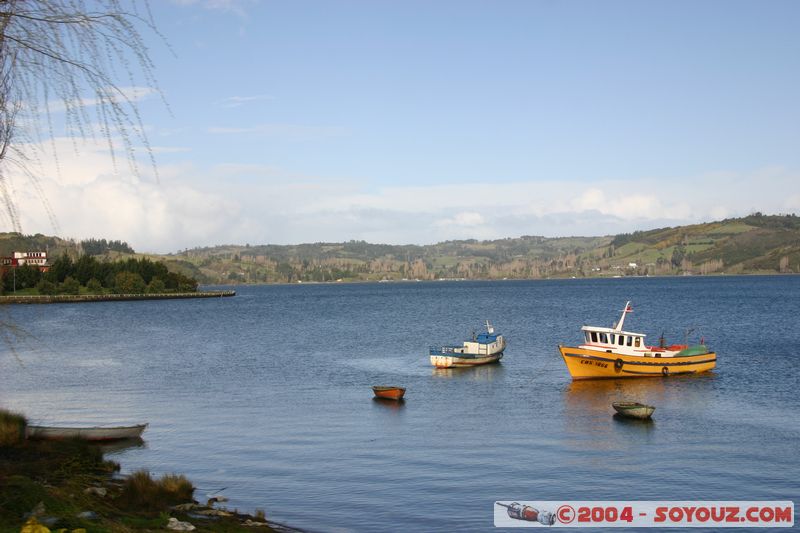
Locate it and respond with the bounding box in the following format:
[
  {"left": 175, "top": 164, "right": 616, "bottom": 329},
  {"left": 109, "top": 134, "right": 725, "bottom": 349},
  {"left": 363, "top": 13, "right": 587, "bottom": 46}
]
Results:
[{"left": 580, "top": 359, "right": 608, "bottom": 368}]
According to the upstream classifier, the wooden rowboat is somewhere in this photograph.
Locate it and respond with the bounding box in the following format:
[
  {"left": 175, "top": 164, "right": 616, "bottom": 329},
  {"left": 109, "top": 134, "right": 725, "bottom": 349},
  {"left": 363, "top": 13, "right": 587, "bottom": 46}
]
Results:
[
  {"left": 25, "top": 423, "right": 147, "bottom": 441},
  {"left": 372, "top": 386, "right": 405, "bottom": 400},
  {"left": 612, "top": 402, "right": 655, "bottom": 420}
]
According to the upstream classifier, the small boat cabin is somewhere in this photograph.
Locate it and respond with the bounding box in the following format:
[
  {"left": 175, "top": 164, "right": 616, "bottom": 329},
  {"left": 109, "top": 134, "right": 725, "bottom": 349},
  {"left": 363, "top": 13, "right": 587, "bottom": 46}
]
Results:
[
  {"left": 579, "top": 302, "right": 646, "bottom": 355},
  {"left": 580, "top": 326, "right": 646, "bottom": 352},
  {"left": 576, "top": 302, "right": 692, "bottom": 357},
  {"left": 577, "top": 302, "right": 657, "bottom": 356}
]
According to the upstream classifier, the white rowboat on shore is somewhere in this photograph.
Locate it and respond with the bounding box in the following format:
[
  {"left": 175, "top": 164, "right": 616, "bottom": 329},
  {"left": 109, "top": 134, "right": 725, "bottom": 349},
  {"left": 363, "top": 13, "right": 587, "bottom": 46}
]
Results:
[{"left": 25, "top": 423, "right": 147, "bottom": 441}]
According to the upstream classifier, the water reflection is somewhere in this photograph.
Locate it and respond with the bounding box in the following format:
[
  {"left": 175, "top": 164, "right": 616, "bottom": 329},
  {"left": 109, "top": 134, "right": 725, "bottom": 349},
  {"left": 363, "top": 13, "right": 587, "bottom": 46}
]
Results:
[
  {"left": 559, "top": 379, "right": 666, "bottom": 449},
  {"left": 564, "top": 374, "right": 717, "bottom": 417},
  {"left": 564, "top": 379, "right": 668, "bottom": 418},
  {"left": 612, "top": 413, "right": 656, "bottom": 432},
  {"left": 430, "top": 363, "right": 505, "bottom": 381},
  {"left": 97, "top": 437, "right": 146, "bottom": 455},
  {"left": 371, "top": 397, "right": 406, "bottom": 410},
  {"left": 561, "top": 375, "right": 719, "bottom": 448}
]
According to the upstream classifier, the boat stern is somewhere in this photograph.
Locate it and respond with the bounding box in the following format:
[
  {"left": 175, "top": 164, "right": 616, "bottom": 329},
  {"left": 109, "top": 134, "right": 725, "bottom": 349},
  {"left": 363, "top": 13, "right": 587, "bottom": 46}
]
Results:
[{"left": 431, "top": 355, "right": 455, "bottom": 368}]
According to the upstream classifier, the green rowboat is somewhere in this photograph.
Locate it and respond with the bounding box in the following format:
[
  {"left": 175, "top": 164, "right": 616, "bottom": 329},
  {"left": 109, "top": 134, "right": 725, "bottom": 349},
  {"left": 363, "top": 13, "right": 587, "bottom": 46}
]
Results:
[{"left": 612, "top": 402, "right": 655, "bottom": 419}]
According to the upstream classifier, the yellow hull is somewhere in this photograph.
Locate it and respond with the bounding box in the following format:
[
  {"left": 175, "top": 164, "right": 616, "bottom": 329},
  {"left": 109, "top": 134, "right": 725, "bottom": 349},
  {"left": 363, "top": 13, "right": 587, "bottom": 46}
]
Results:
[{"left": 558, "top": 345, "right": 716, "bottom": 380}]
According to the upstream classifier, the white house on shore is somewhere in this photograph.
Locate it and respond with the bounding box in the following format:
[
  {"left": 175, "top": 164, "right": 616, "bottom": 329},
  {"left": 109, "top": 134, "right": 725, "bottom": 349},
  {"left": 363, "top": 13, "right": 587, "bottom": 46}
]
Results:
[{"left": 0, "top": 251, "right": 49, "bottom": 272}]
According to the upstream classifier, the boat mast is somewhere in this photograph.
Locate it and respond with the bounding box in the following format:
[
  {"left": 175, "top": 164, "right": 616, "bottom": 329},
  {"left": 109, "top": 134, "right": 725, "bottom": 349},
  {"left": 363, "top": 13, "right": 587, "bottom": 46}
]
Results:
[{"left": 615, "top": 301, "right": 632, "bottom": 331}]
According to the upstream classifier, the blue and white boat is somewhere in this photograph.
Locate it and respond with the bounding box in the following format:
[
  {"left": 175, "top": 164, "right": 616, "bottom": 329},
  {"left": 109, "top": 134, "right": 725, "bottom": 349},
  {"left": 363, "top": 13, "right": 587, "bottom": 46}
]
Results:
[{"left": 430, "top": 321, "right": 506, "bottom": 368}]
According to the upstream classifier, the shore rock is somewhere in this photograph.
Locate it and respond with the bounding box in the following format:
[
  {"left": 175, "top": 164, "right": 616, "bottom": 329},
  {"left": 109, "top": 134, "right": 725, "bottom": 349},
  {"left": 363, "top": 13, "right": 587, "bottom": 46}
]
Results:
[
  {"left": 84, "top": 486, "right": 107, "bottom": 497},
  {"left": 171, "top": 502, "right": 201, "bottom": 512},
  {"left": 166, "top": 517, "right": 196, "bottom": 531},
  {"left": 243, "top": 518, "right": 271, "bottom": 527}
]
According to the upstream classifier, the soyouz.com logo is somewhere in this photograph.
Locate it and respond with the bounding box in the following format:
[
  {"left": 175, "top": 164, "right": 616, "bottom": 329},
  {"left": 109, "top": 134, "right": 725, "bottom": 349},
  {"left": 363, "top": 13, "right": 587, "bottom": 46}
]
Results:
[{"left": 494, "top": 501, "right": 794, "bottom": 528}]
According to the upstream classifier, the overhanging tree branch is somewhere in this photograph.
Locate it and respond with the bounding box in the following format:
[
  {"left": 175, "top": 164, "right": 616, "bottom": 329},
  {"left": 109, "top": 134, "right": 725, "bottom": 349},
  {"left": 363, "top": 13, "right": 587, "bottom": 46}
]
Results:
[{"left": 0, "top": 0, "right": 166, "bottom": 233}]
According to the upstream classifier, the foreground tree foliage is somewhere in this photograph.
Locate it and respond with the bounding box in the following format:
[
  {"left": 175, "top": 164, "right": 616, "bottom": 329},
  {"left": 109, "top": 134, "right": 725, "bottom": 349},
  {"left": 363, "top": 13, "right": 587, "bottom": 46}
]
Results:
[{"left": 114, "top": 270, "right": 145, "bottom": 294}]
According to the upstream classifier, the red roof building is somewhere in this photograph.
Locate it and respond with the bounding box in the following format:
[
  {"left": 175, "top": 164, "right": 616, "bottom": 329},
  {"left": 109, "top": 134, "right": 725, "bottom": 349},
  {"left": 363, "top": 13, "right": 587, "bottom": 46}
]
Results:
[{"left": 0, "top": 251, "right": 50, "bottom": 272}]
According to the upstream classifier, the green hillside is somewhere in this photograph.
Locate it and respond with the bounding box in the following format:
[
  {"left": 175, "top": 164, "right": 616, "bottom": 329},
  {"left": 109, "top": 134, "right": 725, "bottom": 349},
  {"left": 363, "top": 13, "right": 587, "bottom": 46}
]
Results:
[
  {"left": 0, "top": 233, "right": 209, "bottom": 284},
  {"left": 606, "top": 213, "right": 800, "bottom": 276},
  {"left": 172, "top": 214, "right": 800, "bottom": 283},
  {"left": 2, "top": 214, "right": 798, "bottom": 285},
  {"left": 175, "top": 234, "right": 611, "bottom": 283}
]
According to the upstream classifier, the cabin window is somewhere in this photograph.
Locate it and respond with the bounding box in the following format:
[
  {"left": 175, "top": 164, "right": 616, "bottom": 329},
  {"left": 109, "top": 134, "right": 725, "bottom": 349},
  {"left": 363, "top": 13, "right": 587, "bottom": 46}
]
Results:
[
  {"left": 618, "top": 335, "right": 625, "bottom": 346},
  {"left": 585, "top": 332, "right": 591, "bottom": 343},
  {"left": 610, "top": 334, "right": 615, "bottom": 344},
  {"left": 591, "top": 331, "right": 598, "bottom": 343},
  {"left": 600, "top": 333, "right": 608, "bottom": 344},
  {"left": 627, "top": 336, "right": 633, "bottom": 347},
  {"left": 634, "top": 337, "right": 641, "bottom": 347}
]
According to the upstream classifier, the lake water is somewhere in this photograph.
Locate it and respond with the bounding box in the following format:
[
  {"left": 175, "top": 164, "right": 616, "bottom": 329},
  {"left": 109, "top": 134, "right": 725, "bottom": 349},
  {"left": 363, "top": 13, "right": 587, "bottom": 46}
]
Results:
[{"left": 2, "top": 276, "right": 799, "bottom": 531}]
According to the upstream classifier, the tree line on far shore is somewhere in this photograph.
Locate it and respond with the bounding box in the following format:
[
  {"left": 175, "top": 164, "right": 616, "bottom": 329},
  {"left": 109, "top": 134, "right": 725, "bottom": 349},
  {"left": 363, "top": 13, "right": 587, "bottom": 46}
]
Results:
[
  {"left": 0, "top": 255, "right": 198, "bottom": 295},
  {"left": 80, "top": 238, "right": 135, "bottom": 255}
]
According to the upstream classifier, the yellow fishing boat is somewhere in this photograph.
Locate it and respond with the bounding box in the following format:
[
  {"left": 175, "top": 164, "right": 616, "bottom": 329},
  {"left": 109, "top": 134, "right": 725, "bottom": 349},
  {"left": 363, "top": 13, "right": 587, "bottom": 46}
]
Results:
[{"left": 558, "top": 302, "right": 716, "bottom": 380}]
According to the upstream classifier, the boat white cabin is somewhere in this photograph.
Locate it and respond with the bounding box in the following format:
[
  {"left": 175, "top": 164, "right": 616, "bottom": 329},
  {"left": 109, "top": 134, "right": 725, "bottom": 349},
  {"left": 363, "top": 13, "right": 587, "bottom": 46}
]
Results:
[{"left": 579, "top": 302, "right": 687, "bottom": 357}]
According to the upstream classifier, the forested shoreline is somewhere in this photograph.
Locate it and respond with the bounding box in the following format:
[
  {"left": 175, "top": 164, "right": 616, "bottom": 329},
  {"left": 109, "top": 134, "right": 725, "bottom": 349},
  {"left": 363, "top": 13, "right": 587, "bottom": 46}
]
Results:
[{"left": 1, "top": 254, "right": 198, "bottom": 296}]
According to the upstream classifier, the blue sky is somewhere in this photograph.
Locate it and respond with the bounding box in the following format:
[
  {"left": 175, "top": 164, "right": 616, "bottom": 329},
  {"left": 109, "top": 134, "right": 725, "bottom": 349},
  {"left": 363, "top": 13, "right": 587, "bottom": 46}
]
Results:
[{"left": 13, "top": 0, "right": 800, "bottom": 252}]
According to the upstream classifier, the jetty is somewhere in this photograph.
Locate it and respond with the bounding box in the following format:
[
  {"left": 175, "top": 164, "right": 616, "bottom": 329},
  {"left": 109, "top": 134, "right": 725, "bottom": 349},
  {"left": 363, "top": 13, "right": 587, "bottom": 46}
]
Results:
[{"left": 0, "top": 290, "right": 235, "bottom": 304}]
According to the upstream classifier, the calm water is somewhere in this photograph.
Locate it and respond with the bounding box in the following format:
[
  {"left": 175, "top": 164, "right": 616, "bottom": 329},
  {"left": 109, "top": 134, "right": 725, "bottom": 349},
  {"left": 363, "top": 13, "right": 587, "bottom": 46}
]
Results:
[{"left": 2, "top": 277, "right": 799, "bottom": 531}]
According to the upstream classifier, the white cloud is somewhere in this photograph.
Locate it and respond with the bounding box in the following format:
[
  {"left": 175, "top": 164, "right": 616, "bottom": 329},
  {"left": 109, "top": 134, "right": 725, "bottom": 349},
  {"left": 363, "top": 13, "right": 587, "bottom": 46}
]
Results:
[
  {"left": 150, "top": 146, "right": 193, "bottom": 154},
  {"left": 435, "top": 211, "right": 485, "bottom": 227},
  {"left": 569, "top": 188, "right": 691, "bottom": 220},
  {"left": 170, "top": 0, "right": 256, "bottom": 17},
  {"left": 207, "top": 123, "right": 347, "bottom": 140},
  {"left": 571, "top": 188, "right": 606, "bottom": 212},
  {"left": 217, "top": 95, "right": 273, "bottom": 108},
  {"left": 6, "top": 138, "right": 799, "bottom": 253},
  {"left": 40, "top": 87, "right": 157, "bottom": 115},
  {"left": 7, "top": 138, "right": 240, "bottom": 253},
  {"left": 785, "top": 195, "right": 800, "bottom": 211}
]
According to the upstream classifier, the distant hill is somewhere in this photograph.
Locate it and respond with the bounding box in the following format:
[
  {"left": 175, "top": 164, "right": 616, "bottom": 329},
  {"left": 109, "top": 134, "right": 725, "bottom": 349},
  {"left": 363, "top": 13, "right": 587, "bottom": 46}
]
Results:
[
  {"left": 0, "top": 233, "right": 75, "bottom": 258},
  {"left": 607, "top": 213, "right": 800, "bottom": 276},
  {"left": 3, "top": 214, "right": 798, "bottom": 285},
  {"left": 172, "top": 213, "right": 800, "bottom": 283}
]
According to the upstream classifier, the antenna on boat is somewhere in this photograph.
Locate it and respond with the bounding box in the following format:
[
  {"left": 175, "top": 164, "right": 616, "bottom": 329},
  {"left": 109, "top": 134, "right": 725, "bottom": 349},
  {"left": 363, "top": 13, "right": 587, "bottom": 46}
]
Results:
[
  {"left": 684, "top": 327, "right": 695, "bottom": 346},
  {"left": 615, "top": 301, "right": 632, "bottom": 331},
  {"left": 485, "top": 320, "right": 494, "bottom": 334}
]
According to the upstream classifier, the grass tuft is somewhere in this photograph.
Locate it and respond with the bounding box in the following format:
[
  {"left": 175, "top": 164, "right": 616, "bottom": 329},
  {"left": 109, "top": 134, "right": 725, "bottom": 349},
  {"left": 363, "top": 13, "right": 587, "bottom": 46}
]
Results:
[
  {"left": 160, "top": 473, "right": 194, "bottom": 500},
  {"left": 120, "top": 470, "right": 194, "bottom": 511},
  {"left": 0, "top": 409, "right": 27, "bottom": 447}
]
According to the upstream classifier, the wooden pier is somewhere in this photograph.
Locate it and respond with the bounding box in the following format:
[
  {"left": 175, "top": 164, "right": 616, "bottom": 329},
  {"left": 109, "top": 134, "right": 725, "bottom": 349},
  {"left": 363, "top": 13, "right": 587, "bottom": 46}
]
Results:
[{"left": 0, "top": 290, "right": 236, "bottom": 304}]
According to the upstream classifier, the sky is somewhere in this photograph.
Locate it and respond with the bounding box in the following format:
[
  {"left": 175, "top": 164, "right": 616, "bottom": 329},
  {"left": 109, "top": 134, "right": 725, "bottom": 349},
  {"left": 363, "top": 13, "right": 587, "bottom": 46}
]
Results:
[{"left": 8, "top": 0, "right": 800, "bottom": 253}]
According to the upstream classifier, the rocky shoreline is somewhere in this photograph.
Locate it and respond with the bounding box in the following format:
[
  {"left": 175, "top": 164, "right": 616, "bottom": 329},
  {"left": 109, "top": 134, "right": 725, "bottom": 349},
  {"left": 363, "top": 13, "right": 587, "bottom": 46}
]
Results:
[{"left": 0, "top": 409, "right": 296, "bottom": 532}]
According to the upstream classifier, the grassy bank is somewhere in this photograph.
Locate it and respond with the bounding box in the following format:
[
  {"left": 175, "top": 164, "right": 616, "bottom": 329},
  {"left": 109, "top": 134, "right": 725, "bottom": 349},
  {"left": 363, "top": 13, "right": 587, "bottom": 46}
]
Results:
[{"left": 0, "top": 410, "right": 278, "bottom": 532}]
